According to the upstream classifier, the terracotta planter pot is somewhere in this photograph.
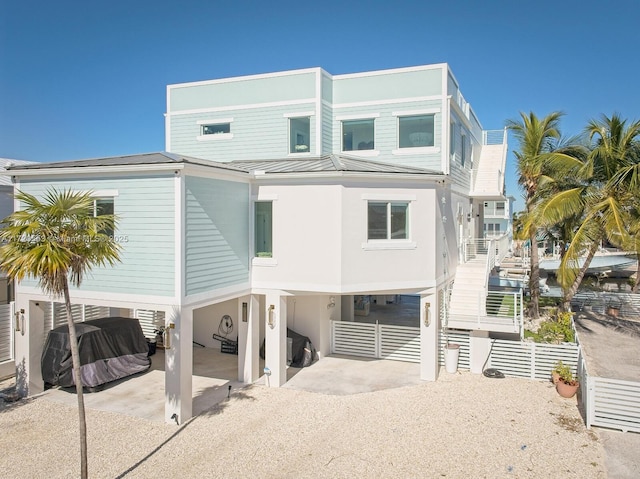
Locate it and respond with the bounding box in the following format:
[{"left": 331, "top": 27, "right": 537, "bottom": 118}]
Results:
[{"left": 556, "top": 380, "right": 579, "bottom": 398}]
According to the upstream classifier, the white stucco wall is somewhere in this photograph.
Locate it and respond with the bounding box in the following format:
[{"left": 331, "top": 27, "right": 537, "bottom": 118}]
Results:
[{"left": 193, "top": 299, "right": 239, "bottom": 347}]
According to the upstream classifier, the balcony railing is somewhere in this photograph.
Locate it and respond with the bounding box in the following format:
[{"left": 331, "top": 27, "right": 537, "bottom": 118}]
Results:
[
  {"left": 482, "top": 128, "right": 507, "bottom": 146},
  {"left": 448, "top": 290, "right": 524, "bottom": 335},
  {"left": 462, "top": 234, "right": 510, "bottom": 266}
]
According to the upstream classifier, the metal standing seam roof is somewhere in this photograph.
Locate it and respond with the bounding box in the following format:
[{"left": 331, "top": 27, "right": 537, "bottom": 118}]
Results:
[
  {"left": 230, "top": 154, "right": 441, "bottom": 175},
  {"left": 4, "top": 152, "right": 442, "bottom": 177}
]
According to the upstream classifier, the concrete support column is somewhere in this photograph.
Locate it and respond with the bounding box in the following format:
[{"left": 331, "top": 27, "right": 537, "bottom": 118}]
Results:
[
  {"left": 14, "top": 299, "right": 45, "bottom": 396},
  {"left": 420, "top": 293, "right": 439, "bottom": 381},
  {"left": 264, "top": 292, "right": 287, "bottom": 387},
  {"left": 470, "top": 330, "right": 491, "bottom": 374},
  {"left": 238, "top": 295, "right": 259, "bottom": 383},
  {"left": 165, "top": 306, "right": 192, "bottom": 425}
]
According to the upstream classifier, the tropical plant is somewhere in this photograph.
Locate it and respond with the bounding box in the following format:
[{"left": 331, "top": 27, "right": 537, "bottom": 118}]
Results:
[
  {"left": 507, "top": 111, "right": 570, "bottom": 318},
  {"left": 536, "top": 113, "right": 640, "bottom": 309},
  {"left": 0, "top": 189, "right": 121, "bottom": 479},
  {"left": 553, "top": 360, "right": 577, "bottom": 386}
]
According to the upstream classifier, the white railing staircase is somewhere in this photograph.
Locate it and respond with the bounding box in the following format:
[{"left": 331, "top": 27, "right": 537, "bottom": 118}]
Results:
[{"left": 447, "top": 235, "right": 523, "bottom": 334}]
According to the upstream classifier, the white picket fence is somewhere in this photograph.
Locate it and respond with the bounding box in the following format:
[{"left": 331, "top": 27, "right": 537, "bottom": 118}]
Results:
[
  {"left": 576, "top": 337, "right": 640, "bottom": 433},
  {"left": 488, "top": 340, "right": 579, "bottom": 380},
  {"left": 330, "top": 320, "right": 421, "bottom": 363}
]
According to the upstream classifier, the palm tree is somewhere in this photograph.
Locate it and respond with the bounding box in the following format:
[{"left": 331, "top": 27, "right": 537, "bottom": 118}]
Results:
[
  {"left": 507, "top": 111, "right": 566, "bottom": 318},
  {"left": 0, "top": 189, "right": 121, "bottom": 479},
  {"left": 538, "top": 114, "right": 640, "bottom": 309}
]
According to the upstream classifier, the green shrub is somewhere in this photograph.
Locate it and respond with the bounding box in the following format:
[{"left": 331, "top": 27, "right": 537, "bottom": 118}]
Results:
[{"left": 537, "top": 311, "right": 575, "bottom": 344}]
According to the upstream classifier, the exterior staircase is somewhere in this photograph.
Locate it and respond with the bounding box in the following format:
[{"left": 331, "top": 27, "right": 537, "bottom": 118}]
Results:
[{"left": 446, "top": 236, "right": 523, "bottom": 334}]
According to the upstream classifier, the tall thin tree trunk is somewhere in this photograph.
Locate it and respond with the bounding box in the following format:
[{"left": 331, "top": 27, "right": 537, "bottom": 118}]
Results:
[
  {"left": 528, "top": 228, "right": 540, "bottom": 318},
  {"left": 63, "top": 280, "right": 88, "bottom": 479},
  {"left": 562, "top": 241, "right": 600, "bottom": 311}
]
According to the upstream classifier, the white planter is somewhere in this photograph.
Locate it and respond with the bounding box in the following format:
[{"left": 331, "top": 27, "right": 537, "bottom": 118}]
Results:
[{"left": 445, "top": 343, "right": 460, "bottom": 373}]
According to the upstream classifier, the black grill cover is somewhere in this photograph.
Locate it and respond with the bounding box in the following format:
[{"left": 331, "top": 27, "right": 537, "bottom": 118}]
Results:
[{"left": 42, "top": 317, "right": 151, "bottom": 389}]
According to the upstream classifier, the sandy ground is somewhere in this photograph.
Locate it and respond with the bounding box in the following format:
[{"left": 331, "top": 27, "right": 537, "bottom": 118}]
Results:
[{"left": 1, "top": 371, "right": 605, "bottom": 479}]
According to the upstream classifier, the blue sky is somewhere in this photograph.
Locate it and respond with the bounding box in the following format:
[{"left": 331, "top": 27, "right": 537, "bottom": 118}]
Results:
[{"left": 1, "top": 0, "right": 639, "bottom": 212}]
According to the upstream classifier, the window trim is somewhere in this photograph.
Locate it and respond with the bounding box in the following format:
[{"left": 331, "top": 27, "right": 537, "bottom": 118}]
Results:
[
  {"left": 196, "top": 118, "right": 234, "bottom": 141},
  {"left": 340, "top": 117, "right": 377, "bottom": 154},
  {"left": 288, "top": 116, "right": 311, "bottom": 155},
  {"left": 362, "top": 197, "right": 416, "bottom": 249},
  {"left": 396, "top": 113, "right": 436, "bottom": 150}
]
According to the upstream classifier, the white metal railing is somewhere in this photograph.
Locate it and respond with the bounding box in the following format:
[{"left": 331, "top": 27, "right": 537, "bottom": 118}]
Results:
[
  {"left": 448, "top": 290, "right": 524, "bottom": 334},
  {"left": 482, "top": 128, "right": 507, "bottom": 146},
  {"left": 489, "top": 339, "right": 579, "bottom": 380},
  {"left": 463, "top": 235, "right": 510, "bottom": 265}
]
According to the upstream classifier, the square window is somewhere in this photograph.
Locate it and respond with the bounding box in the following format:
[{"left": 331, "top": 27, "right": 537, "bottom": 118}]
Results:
[
  {"left": 255, "top": 201, "right": 273, "bottom": 257},
  {"left": 399, "top": 115, "right": 434, "bottom": 148},
  {"left": 367, "top": 201, "right": 408, "bottom": 240},
  {"left": 343, "top": 119, "right": 374, "bottom": 151},
  {"left": 289, "top": 117, "right": 310, "bottom": 153},
  {"left": 201, "top": 123, "right": 230, "bottom": 135}
]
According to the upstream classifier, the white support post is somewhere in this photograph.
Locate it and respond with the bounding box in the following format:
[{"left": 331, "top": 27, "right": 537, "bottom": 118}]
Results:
[
  {"left": 14, "top": 299, "right": 46, "bottom": 396},
  {"left": 164, "top": 307, "right": 193, "bottom": 425},
  {"left": 420, "top": 293, "right": 438, "bottom": 381},
  {"left": 238, "top": 295, "right": 259, "bottom": 383},
  {"left": 264, "top": 292, "right": 287, "bottom": 387}
]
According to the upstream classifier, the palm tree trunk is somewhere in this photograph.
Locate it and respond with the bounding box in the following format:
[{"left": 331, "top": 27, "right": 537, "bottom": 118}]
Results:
[
  {"left": 63, "top": 280, "right": 88, "bottom": 479},
  {"left": 562, "top": 241, "right": 600, "bottom": 311},
  {"left": 528, "top": 228, "right": 540, "bottom": 318}
]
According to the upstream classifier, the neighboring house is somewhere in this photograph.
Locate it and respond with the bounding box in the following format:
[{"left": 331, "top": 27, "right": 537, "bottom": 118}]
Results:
[
  {"left": 482, "top": 195, "right": 515, "bottom": 240},
  {"left": 8, "top": 64, "right": 513, "bottom": 424}
]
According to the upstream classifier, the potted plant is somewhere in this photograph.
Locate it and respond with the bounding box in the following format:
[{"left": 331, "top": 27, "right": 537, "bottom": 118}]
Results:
[
  {"left": 555, "top": 361, "right": 579, "bottom": 398},
  {"left": 551, "top": 360, "right": 563, "bottom": 384}
]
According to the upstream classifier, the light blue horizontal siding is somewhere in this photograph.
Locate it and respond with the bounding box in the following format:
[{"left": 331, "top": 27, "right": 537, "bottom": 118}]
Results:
[
  {"left": 18, "top": 175, "right": 176, "bottom": 296},
  {"left": 332, "top": 100, "right": 442, "bottom": 170},
  {"left": 322, "top": 105, "right": 333, "bottom": 155},
  {"left": 185, "top": 176, "right": 249, "bottom": 295},
  {"left": 170, "top": 72, "right": 317, "bottom": 112},
  {"left": 334, "top": 68, "right": 442, "bottom": 104},
  {"left": 171, "top": 104, "right": 317, "bottom": 161}
]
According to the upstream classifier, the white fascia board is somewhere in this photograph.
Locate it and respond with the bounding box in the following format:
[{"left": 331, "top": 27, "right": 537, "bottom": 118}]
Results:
[
  {"left": 333, "top": 63, "right": 447, "bottom": 80},
  {"left": 167, "top": 67, "right": 323, "bottom": 90},
  {"left": 196, "top": 117, "right": 234, "bottom": 124},
  {"left": 334, "top": 96, "right": 441, "bottom": 110},
  {"left": 335, "top": 113, "right": 380, "bottom": 121},
  {"left": 8, "top": 163, "right": 186, "bottom": 178},
  {"left": 16, "top": 285, "right": 180, "bottom": 308},
  {"left": 183, "top": 282, "right": 252, "bottom": 309},
  {"left": 250, "top": 171, "right": 445, "bottom": 183},
  {"left": 168, "top": 98, "right": 316, "bottom": 116},
  {"left": 391, "top": 107, "right": 441, "bottom": 116},
  {"left": 282, "top": 111, "right": 315, "bottom": 118}
]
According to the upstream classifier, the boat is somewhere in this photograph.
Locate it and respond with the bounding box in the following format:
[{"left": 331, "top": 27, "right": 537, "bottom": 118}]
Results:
[{"left": 539, "top": 252, "right": 637, "bottom": 278}]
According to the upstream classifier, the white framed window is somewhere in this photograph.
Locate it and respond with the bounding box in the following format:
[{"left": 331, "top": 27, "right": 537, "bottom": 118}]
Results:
[
  {"left": 289, "top": 117, "right": 310, "bottom": 154},
  {"left": 342, "top": 119, "right": 375, "bottom": 151},
  {"left": 398, "top": 114, "right": 435, "bottom": 148},
  {"left": 254, "top": 201, "right": 273, "bottom": 258},
  {"left": 367, "top": 201, "right": 409, "bottom": 240},
  {"left": 93, "top": 197, "right": 115, "bottom": 236},
  {"left": 449, "top": 121, "right": 456, "bottom": 156},
  {"left": 196, "top": 118, "right": 234, "bottom": 141}
]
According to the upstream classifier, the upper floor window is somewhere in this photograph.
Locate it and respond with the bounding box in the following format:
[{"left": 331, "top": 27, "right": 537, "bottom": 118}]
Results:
[
  {"left": 196, "top": 118, "right": 234, "bottom": 141},
  {"left": 289, "top": 117, "right": 310, "bottom": 154},
  {"left": 343, "top": 119, "right": 374, "bottom": 151},
  {"left": 255, "top": 201, "right": 273, "bottom": 258},
  {"left": 398, "top": 114, "right": 435, "bottom": 148},
  {"left": 368, "top": 201, "right": 408, "bottom": 240},
  {"left": 496, "top": 202, "right": 505, "bottom": 212},
  {"left": 93, "top": 198, "right": 114, "bottom": 236},
  {"left": 202, "top": 123, "right": 230, "bottom": 135},
  {"left": 449, "top": 121, "right": 456, "bottom": 154}
]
